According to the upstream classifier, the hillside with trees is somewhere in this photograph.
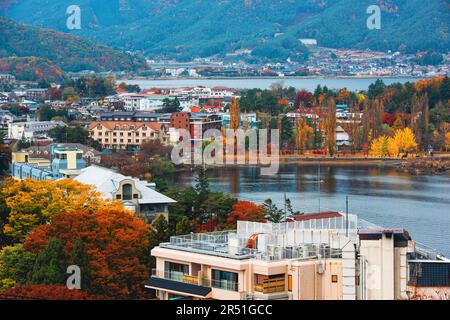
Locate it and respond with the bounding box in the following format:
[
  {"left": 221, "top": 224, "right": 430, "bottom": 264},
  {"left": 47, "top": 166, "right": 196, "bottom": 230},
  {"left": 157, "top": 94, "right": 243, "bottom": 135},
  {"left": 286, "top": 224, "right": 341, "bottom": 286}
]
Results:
[
  {"left": 2, "top": 0, "right": 448, "bottom": 61},
  {"left": 0, "top": 17, "right": 147, "bottom": 74}
]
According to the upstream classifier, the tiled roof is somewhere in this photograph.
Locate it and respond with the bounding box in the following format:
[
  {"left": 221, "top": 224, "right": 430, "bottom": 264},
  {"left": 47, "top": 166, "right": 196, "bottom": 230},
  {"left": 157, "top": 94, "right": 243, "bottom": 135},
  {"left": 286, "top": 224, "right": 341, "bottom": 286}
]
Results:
[
  {"left": 89, "top": 121, "right": 164, "bottom": 131},
  {"left": 287, "top": 211, "right": 342, "bottom": 222}
]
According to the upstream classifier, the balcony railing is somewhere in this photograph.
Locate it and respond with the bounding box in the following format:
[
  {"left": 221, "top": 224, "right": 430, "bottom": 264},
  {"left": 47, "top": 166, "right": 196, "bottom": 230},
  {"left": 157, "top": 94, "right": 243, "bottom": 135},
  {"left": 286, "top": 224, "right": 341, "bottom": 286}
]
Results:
[
  {"left": 211, "top": 279, "right": 239, "bottom": 292},
  {"left": 254, "top": 278, "right": 286, "bottom": 294},
  {"left": 151, "top": 269, "right": 201, "bottom": 286}
]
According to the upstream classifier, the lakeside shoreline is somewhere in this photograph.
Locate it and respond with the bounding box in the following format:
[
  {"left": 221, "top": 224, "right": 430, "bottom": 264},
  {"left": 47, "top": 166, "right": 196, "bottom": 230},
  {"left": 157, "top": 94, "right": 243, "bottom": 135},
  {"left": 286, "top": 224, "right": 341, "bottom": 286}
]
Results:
[
  {"left": 123, "top": 75, "right": 427, "bottom": 81},
  {"left": 175, "top": 155, "right": 450, "bottom": 175}
]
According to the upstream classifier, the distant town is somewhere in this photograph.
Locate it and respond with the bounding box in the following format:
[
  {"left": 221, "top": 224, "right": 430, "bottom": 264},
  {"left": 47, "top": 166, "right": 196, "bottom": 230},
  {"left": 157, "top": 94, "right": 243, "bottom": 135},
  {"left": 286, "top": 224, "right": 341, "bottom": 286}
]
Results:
[{"left": 134, "top": 45, "right": 449, "bottom": 80}]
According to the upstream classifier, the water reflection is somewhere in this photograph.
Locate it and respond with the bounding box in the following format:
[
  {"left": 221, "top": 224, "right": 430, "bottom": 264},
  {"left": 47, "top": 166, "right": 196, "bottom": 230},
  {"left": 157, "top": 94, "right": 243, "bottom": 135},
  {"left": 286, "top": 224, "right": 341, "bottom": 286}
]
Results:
[{"left": 175, "top": 164, "right": 450, "bottom": 256}]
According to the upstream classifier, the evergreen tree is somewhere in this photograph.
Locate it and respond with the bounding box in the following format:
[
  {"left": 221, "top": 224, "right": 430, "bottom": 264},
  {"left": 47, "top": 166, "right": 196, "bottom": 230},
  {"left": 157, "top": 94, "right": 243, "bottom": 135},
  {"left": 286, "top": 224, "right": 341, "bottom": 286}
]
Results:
[
  {"left": 175, "top": 216, "right": 192, "bottom": 235},
  {"left": 195, "top": 166, "right": 210, "bottom": 207},
  {"left": 70, "top": 239, "right": 91, "bottom": 292},
  {"left": 263, "top": 199, "right": 284, "bottom": 223},
  {"left": 0, "top": 132, "right": 11, "bottom": 176},
  {"left": 31, "top": 238, "right": 67, "bottom": 286},
  {"left": 148, "top": 215, "right": 170, "bottom": 268}
]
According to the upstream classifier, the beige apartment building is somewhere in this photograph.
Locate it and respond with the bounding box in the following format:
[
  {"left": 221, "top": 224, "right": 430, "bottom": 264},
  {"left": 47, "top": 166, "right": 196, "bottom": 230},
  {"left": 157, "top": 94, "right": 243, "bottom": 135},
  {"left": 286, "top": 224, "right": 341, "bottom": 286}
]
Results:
[
  {"left": 146, "top": 212, "right": 432, "bottom": 300},
  {"left": 89, "top": 121, "right": 169, "bottom": 150}
]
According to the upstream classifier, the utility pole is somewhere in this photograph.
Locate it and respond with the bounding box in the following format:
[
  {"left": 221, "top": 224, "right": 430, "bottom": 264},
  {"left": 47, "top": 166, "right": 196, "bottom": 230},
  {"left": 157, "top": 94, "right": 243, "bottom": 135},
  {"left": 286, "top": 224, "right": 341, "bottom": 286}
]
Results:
[
  {"left": 346, "top": 195, "right": 349, "bottom": 237},
  {"left": 318, "top": 163, "right": 321, "bottom": 213},
  {"left": 284, "top": 192, "right": 287, "bottom": 222}
]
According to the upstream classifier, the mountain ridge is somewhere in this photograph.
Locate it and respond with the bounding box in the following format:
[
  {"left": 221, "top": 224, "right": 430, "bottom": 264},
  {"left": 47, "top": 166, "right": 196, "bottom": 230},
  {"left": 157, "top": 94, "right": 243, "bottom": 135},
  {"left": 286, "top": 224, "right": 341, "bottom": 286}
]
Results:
[
  {"left": 0, "top": 16, "right": 148, "bottom": 74},
  {"left": 2, "top": 0, "right": 449, "bottom": 61}
]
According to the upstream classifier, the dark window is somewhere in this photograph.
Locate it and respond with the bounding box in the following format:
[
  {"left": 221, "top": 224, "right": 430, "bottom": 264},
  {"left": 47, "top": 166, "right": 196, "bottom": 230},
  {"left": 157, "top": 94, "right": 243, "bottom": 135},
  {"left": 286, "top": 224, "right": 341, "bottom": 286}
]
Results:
[
  {"left": 123, "top": 183, "right": 133, "bottom": 201},
  {"left": 211, "top": 269, "right": 238, "bottom": 291},
  {"left": 116, "top": 194, "right": 122, "bottom": 200}
]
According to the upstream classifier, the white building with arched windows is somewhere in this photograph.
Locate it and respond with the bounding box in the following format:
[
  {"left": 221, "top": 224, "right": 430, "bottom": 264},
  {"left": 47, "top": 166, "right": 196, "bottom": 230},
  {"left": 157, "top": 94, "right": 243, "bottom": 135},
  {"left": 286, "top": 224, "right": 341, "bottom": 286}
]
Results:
[{"left": 74, "top": 165, "right": 176, "bottom": 223}]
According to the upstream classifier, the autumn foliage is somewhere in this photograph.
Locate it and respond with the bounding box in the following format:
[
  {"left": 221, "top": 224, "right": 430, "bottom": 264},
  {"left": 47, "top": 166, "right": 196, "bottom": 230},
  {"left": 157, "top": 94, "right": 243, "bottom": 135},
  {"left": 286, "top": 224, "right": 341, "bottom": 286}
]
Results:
[
  {"left": 227, "top": 201, "right": 266, "bottom": 228},
  {"left": 0, "top": 284, "right": 92, "bottom": 300},
  {"left": 23, "top": 210, "right": 150, "bottom": 299},
  {"left": 0, "top": 179, "right": 124, "bottom": 240}
]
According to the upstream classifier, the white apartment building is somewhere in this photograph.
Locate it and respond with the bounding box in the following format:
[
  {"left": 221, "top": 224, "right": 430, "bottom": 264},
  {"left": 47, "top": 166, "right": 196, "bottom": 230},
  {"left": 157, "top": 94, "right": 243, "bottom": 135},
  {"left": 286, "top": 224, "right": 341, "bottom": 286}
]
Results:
[{"left": 8, "top": 121, "right": 66, "bottom": 141}]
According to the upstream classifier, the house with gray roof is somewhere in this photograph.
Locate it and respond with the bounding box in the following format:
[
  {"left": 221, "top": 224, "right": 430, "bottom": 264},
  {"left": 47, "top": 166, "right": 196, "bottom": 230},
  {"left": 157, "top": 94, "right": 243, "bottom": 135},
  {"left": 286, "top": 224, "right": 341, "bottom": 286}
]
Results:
[{"left": 74, "top": 165, "right": 176, "bottom": 223}]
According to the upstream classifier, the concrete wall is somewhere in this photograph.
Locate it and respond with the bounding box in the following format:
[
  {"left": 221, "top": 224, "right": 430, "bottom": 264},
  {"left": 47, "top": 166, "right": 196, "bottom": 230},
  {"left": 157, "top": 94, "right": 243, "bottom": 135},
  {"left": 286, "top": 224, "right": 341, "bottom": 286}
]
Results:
[{"left": 360, "top": 235, "right": 395, "bottom": 300}]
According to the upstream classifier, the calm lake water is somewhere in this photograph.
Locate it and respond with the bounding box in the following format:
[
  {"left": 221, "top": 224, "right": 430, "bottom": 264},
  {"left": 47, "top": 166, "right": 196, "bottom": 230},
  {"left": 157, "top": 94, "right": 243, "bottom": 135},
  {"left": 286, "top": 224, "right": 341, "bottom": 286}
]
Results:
[
  {"left": 175, "top": 165, "right": 450, "bottom": 257},
  {"left": 125, "top": 77, "right": 423, "bottom": 91}
]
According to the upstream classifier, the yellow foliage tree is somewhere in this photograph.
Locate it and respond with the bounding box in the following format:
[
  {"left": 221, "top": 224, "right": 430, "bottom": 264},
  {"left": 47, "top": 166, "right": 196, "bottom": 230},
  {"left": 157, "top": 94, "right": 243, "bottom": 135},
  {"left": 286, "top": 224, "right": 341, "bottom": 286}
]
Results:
[
  {"left": 0, "top": 179, "right": 124, "bottom": 240},
  {"left": 295, "top": 118, "right": 314, "bottom": 153},
  {"left": 387, "top": 137, "right": 399, "bottom": 158},
  {"left": 445, "top": 132, "right": 450, "bottom": 151},
  {"left": 394, "top": 128, "right": 418, "bottom": 155},
  {"left": 370, "top": 136, "right": 389, "bottom": 158}
]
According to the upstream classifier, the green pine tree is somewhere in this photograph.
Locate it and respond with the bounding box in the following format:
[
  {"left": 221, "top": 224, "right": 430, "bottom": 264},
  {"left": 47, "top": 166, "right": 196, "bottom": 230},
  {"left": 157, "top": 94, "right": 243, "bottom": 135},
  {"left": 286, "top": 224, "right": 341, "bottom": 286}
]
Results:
[
  {"left": 70, "top": 239, "right": 92, "bottom": 292},
  {"left": 31, "top": 238, "right": 67, "bottom": 286},
  {"left": 175, "top": 216, "right": 192, "bottom": 235}
]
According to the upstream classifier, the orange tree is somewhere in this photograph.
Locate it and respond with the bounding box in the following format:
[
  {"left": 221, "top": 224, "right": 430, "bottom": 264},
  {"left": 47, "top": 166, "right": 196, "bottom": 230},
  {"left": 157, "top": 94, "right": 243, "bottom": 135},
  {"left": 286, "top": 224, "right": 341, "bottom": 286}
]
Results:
[
  {"left": 226, "top": 201, "right": 266, "bottom": 229},
  {"left": 0, "top": 179, "right": 123, "bottom": 241},
  {"left": 23, "top": 209, "right": 150, "bottom": 300},
  {"left": 0, "top": 284, "right": 92, "bottom": 300}
]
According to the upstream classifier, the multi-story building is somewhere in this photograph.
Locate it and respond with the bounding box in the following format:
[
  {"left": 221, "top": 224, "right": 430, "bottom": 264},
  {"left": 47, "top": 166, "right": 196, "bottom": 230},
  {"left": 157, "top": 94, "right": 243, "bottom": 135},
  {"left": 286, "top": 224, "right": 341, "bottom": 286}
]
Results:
[
  {"left": 25, "top": 88, "right": 48, "bottom": 101},
  {"left": 88, "top": 121, "right": 169, "bottom": 150},
  {"left": 74, "top": 165, "right": 176, "bottom": 223},
  {"left": 0, "top": 74, "right": 15, "bottom": 83},
  {"left": 147, "top": 212, "right": 449, "bottom": 300},
  {"left": 99, "top": 111, "right": 161, "bottom": 123},
  {"left": 8, "top": 121, "right": 66, "bottom": 141},
  {"left": 22, "top": 143, "right": 102, "bottom": 165},
  {"left": 161, "top": 112, "right": 222, "bottom": 143},
  {"left": 11, "top": 144, "right": 87, "bottom": 181},
  {"left": 0, "top": 110, "right": 16, "bottom": 131}
]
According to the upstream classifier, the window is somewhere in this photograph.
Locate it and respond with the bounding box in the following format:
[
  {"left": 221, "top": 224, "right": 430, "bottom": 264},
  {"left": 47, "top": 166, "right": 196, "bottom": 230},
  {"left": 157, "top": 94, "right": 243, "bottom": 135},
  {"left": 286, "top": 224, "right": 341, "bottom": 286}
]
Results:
[
  {"left": 123, "top": 183, "right": 133, "bottom": 201},
  {"left": 288, "top": 275, "right": 292, "bottom": 292},
  {"left": 254, "top": 274, "right": 285, "bottom": 294},
  {"left": 331, "top": 275, "right": 338, "bottom": 283},
  {"left": 164, "top": 262, "right": 189, "bottom": 281},
  {"left": 116, "top": 194, "right": 122, "bottom": 200},
  {"left": 212, "top": 270, "right": 238, "bottom": 291}
]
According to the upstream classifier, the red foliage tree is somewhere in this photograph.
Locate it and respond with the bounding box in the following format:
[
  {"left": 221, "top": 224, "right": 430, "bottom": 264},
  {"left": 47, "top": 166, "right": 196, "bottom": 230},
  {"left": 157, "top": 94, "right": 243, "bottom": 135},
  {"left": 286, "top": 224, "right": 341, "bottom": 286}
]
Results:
[
  {"left": 226, "top": 201, "right": 266, "bottom": 228},
  {"left": 137, "top": 140, "right": 172, "bottom": 161},
  {"left": 295, "top": 90, "right": 314, "bottom": 108},
  {"left": 23, "top": 210, "right": 151, "bottom": 300},
  {"left": 0, "top": 285, "right": 92, "bottom": 300}
]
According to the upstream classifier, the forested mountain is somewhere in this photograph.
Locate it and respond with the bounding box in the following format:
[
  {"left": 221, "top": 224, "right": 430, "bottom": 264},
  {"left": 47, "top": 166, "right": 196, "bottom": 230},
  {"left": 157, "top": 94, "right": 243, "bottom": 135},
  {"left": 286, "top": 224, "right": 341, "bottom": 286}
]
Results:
[
  {"left": 1, "top": 0, "right": 449, "bottom": 61},
  {"left": 0, "top": 17, "right": 147, "bottom": 74}
]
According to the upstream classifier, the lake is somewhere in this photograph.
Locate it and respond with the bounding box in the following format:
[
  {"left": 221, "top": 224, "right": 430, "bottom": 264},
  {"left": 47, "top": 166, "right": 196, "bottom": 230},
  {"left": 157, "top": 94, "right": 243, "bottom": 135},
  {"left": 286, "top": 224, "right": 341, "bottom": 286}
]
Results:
[
  {"left": 175, "top": 164, "right": 450, "bottom": 257},
  {"left": 125, "top": 77, "right": 423, "bottom": 91}
]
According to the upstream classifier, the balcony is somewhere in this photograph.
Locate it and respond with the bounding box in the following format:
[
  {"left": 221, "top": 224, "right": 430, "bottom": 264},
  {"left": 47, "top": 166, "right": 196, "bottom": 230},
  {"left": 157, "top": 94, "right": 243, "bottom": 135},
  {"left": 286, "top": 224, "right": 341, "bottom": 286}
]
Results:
[
  {"left": 152, "top": 269, "right": 203, "bottom": 286},
  {"left": 211, "top": 279, "right": 239, "bottom": 292},
  {"left": 148, "top": 269, "right": 212, "bottom": 299},
  {"left": 254, "top": 277, "right": 286, "bottom": 294}
]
